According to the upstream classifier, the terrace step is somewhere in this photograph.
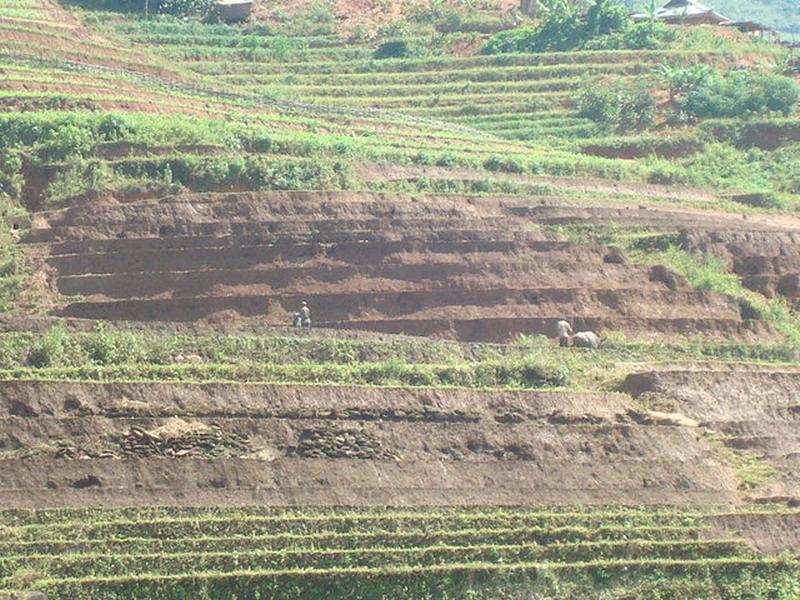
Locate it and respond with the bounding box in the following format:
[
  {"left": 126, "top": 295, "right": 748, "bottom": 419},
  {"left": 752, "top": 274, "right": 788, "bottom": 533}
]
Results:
[
  {"left": 0, "top": 511, "right": 707, "bottom": 540},
  {"left": 2, "top": 417, "right": 722, "bottom": 464},
  {"left": 45, "top": 240, "right": 602, "bottom": 276},
  {"left": 41, "top": 230, "right": 560, "bottom": 255},
  {"left": 0, "top": 540, "right": 752, "bottom": 581},
  {"left": 0, "top": 381, "right": 739, "bottom": 508},
  {"left": 56, "top": 288, "right": 744, "bottom": 324},
  {"left": 30, "top": 218, "right": 532, "bottom": 243},
  {"left": 0, "top": 457, "right": 739, "bottom": 508},
  {"left": 56, "top": 263, "right": 659, "bottom": 299},
  {"left": 622, "top": 368, "right": 800, "bottom": 499}
]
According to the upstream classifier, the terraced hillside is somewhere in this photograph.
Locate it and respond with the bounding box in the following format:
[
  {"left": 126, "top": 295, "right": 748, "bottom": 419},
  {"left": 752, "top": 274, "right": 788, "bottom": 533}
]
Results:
[{"left": 2, "top": 0, "right": 800, "bottom": 597}]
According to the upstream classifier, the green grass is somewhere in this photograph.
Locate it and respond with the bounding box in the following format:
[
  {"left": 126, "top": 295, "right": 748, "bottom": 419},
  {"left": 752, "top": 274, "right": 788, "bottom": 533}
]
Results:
[{"left": 0, "top": 326, "right": 797, "bottom": 392}]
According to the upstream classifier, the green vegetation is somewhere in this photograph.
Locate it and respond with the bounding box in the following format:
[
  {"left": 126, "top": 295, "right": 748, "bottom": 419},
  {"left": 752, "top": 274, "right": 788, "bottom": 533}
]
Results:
[
  {"left": 0, "top": 197, "right": 27, "bottom": 313},
  {"left": 577, "top": 80, "right": 655, "bottom": 132},
  {"left": 2, "top": 4, "right": 800, "bottom": 597},
  {"left": 0, "top": 326, "right": 797, "bottom": 390},
  {"left": 484, "top": 0, "right": 671, "bottom": 53},
  {"left": 661, "top": 66, "right": 800, "bottom": 121},
  {"left": 0, "top": 505, "right": 797, "bottom": 600}
]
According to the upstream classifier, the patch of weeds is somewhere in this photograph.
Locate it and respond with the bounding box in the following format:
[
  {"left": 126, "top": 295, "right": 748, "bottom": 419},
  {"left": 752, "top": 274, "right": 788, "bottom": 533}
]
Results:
[
  {"left": 0, "top": 195, "right": 29, "bottom": 313},
  {"left": 705, "top": 432, "right": 779, "bottom": 490}
]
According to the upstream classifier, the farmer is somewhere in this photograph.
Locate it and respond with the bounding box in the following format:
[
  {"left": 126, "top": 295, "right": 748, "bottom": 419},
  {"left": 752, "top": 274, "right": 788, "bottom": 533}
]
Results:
[
  {"left": 556, "top": 318, "right": 574, "bottom": 347},
  {"left": 292, "top": 312, "right": 303, "bottom": 328},
  {"left": 299, "top": 301, "right": 311, "bottom": 328}
]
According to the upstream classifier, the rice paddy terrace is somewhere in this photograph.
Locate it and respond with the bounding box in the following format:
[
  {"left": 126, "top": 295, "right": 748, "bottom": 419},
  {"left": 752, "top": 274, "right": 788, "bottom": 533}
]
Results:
[{"left": 2, "top": 0, "right": 800, "bottom": 597}]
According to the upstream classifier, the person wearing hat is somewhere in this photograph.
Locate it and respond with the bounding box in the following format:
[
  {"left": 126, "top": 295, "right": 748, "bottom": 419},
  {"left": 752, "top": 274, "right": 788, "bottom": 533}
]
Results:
[{"left": 299, "top": 301, "right": 311, "bottom": 328}]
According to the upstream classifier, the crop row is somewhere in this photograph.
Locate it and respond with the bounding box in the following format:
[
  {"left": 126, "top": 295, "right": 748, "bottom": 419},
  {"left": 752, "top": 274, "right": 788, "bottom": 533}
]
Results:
[
  {"left": 114, "top": 20, "right": 335, "bottom": 39},
  {"left": 130, "top": 33, "right": 346, "bottom": 50},
  {"left": 0, "top": 503, "right": 701, "bottom": 527},
  {"left": 0, "top": 540, "right": 752, "bottom": 581},
  {"left": 182, "top": 48, "right": 733, "bottom": 77},
  {"left": 401, "top": 99, "right": 572, "bottom": 118},
  {"left": 218, "top": 63, "right": 640, "bottom": 87},
  {"left": 0, "top": 7, "right": 46, "bottom": 18},
  {"left": 489, "top": 124, "right": 600, "bottom": 142},
  {"left": 162, "top": 44, "right": 374, "bottom": 63},
  {"left": 238, "top": 77, "right": 589, "bottom": 100},
  {"left": 298, "top": 92, "right": 572, "bottom": 112},
  {"left": 0, "top": 525, "right": 712, "bottom": 560},
  {"left": 15, "top": 558, "right": 800, "bottom": 600},
  {"left": 0, "top": 355, "right": 567, "bottom": 390},
  {"left": 5, "top": 511, "right": 700, "bottom": 542},
  {"left": 0, "top": 0, "right": 44, "bottom": 6}
]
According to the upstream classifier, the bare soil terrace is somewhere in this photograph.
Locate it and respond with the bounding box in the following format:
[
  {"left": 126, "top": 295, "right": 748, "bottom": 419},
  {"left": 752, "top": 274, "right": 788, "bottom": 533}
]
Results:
[
  {"left": 0, "top": 380, "right": 740, "bottom": 508},
  {"left": 22, "top": 191, "right": 786, "bottom": 343},
  {"left": 622, "top": 365, "right": 800, "bottom": 504}
]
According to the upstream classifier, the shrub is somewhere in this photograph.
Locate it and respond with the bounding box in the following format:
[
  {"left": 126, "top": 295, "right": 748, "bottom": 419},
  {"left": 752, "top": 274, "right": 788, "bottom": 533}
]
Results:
[
  {"left": 26, "top": 327, "right": 73, "bottom": 368},
  {"left": 157, "top": 0, "right": 214, "bottom": 17},
  {"left": 577, "top": 82, "right": 655, "bottom": 133},
  {"left": 677, "top": 70, "right": 800, "bottom": 120},
  {"left": 97, "top": 114, "right": 136, "bottom": 142},
  {"left": 584, "top": 0, "right": 629, "bottom": 37},
  {"left": 36, "top": 125, "right": 94, "bottom": 162},
  {"left": 678, "top": 143, "right": 769, "bottom": 190},
  {"left": 374, "top": 41, "right": 410, "bottom": 59},
  {"left": 0, "top": 149, "right": 22, "bottom": 198},
  {"left": 277, "top": 1, "right": 337, "bottom": 36},
  {"left": 483, "top": 0, "right": 631, "bottom": 54},
  {"left": 583, "top": 20, "right": 673, "bottom": 50},
  {"left": 85, "top": 326, "right": 147, "bottom": 365},
  {"left": 46, "top": 161, "right": 113, "bottom": 203}
]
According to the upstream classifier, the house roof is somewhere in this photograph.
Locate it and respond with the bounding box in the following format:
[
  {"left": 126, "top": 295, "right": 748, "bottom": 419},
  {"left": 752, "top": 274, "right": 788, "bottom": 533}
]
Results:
[{"left": 632, "top": 0, "right": 731, "bottom": 23}]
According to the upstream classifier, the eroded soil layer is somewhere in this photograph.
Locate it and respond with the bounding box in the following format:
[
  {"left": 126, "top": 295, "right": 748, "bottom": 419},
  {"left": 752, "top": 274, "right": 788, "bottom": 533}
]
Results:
[
  {"left": 622, "top": 365, "right": 800, "bottom": 503},
  {"left": 0, "top": 381, "right": 739, "bottom": 508},
  {"left": 23, "top": 191, "right": 779, "bottom": 342}
]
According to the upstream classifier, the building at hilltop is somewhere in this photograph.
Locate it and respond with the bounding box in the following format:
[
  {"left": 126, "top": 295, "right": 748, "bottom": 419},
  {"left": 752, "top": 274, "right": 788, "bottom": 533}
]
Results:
[
  {"left": 631, "top": 0, "right": 778, "bottom": 40},
  {"left": 631, "top": 0, "right": 730, "bottom": 25}
]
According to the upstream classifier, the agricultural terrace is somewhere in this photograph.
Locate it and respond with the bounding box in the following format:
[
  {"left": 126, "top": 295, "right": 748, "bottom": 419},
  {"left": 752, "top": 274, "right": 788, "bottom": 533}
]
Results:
[{"left": 1, "top": 0, "right": 800, "bottom": 597}]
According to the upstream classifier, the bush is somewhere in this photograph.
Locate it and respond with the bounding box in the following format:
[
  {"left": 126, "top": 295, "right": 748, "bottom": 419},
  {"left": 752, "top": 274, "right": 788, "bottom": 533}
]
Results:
[
  {"left": 677, "top": 70, "right": 800, "bottom": 120},
  {"left": 577, "top": 82, "right": 655, "bottom": 133},
  {"left": 483, "top": 0, "right": 631, "bottom": 54},
  {"left": 374, "top": 41, "right": 410, "bottom": 59},
  {"left": 26, "top": 327, "right": 73, "bottom": 368},
  {"left": 97, "top": 114, "right": 136, "bottom": 142},
  {"left": 36, "top": 125, "right": 94, "bottom": 162},
  {"left": 0, "top": 149, "right": 22, "bottom": 198},
  {"left": 85, "top": 326, "right": 147, "bottom": 365},
  {"left": 157, "top": 0, "right": 214, "bottom": 17},
  {"left": 583, "top": 20, "right": 673, "bottom": 50},
  {"left": 275, "top": 1, "right": 337, "bottom": 36}
]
